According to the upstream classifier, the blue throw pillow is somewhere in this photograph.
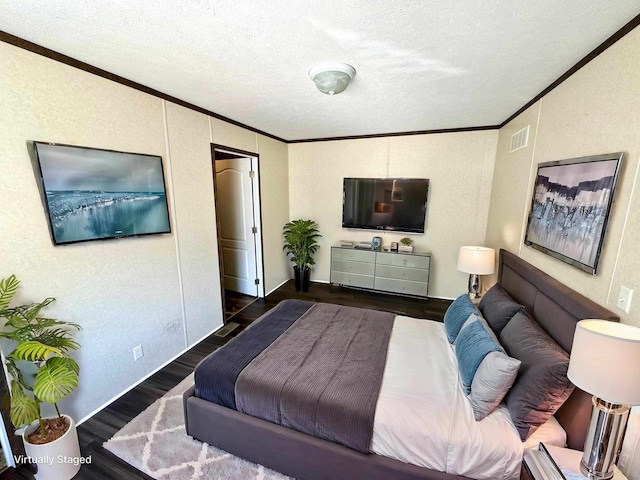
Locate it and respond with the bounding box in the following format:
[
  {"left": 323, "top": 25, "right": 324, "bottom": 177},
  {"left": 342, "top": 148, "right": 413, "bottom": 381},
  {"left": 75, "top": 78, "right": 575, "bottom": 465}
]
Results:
[
  {"left": 444, "top": 294, "right": 477, "bottom": 343},
  {"left": 455, "top": 320, "right": 503, "bottom": 394}
]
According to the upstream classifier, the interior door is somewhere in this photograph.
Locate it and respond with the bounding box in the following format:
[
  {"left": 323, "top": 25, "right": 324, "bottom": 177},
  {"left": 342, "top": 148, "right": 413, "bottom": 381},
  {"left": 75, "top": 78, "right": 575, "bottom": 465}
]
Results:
[{"left": 215, "top": 158, "right": 258, "bottom": 296}]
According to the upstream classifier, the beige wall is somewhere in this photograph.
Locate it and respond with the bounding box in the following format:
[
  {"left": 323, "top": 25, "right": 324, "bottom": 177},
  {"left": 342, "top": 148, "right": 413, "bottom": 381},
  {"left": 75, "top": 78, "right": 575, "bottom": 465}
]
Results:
[
  {"left": 0, "top": 41, "right": 289, "bottom": 422},
  {"left": 486, "top": 27, "right": 640, "bottom": 327},
  {"left": 288, "top": 130, "right": 498, "bottom": 299}
]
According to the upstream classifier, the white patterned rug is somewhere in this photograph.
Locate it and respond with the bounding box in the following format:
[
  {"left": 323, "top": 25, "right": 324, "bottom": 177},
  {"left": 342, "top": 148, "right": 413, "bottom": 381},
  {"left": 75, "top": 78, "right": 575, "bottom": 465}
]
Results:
[{"left": 103, "top": 373, "right": 292, "bottom": 480}]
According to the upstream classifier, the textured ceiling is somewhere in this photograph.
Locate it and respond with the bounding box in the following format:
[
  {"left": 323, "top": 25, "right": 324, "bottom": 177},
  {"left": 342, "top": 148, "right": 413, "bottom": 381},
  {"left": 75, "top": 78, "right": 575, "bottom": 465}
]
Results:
[{"left": 0, "top": 1, "right": 638, "bottom": 141}]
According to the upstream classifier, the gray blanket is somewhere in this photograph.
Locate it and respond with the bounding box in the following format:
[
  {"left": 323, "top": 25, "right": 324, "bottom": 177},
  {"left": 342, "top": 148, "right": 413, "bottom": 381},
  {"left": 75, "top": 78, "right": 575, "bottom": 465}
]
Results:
[{"left": 235, "top": 303, "right": 395, "bottom": 453}]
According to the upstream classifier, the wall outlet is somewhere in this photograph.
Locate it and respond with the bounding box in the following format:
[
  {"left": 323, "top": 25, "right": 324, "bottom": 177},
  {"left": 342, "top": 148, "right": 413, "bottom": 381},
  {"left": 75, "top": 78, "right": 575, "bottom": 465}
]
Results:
[
  {"left": 133, "top": 344, "right": 144, "bottom": 361},
  {"left": 617, "top": 286, "right": 634, "bottom": 314}
]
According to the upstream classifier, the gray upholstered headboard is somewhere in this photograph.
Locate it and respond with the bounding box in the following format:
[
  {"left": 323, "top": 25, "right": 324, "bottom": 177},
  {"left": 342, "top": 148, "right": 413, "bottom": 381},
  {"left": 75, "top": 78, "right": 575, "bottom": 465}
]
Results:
[{"left": 497, "top": 249, "right": 619, "bottom": 450}]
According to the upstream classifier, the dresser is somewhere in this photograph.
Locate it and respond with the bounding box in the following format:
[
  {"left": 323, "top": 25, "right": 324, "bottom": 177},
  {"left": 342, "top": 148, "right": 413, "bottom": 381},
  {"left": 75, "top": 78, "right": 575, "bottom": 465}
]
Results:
[{"left": 330, "top": 246, "right": 430, "bottom": 298}]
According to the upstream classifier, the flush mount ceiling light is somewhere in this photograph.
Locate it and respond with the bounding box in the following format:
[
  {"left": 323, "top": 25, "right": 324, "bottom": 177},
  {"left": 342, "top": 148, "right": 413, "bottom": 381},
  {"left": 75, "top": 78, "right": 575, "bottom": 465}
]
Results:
[{"left": 308, "top": 63, "right": 356, "bottom": 95}]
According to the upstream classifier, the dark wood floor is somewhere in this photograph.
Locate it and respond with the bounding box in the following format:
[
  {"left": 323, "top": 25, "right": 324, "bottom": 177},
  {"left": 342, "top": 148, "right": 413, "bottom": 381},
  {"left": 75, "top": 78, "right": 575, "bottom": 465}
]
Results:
[
  {"left": 4, "top": 281, "right": 450, "bottom": 480},
  {"left": 224, "top": 289, "right": 257, "bottom": 320}
]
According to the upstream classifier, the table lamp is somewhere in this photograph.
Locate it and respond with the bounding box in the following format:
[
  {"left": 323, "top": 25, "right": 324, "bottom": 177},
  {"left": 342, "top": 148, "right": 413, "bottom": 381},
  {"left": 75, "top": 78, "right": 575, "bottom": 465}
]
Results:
[
  {"left": 568, "top": 319, "right": 640, "bottom": 479},
  {"left": 456, "top": 246, "right": 495, "bottom": 299}
]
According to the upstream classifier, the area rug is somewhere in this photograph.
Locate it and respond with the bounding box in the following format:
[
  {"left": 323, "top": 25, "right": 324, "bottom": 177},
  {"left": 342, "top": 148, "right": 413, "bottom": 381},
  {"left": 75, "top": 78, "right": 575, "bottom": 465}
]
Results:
[{"left": 103, "top": 373, "right": 292, "bottom": 480}]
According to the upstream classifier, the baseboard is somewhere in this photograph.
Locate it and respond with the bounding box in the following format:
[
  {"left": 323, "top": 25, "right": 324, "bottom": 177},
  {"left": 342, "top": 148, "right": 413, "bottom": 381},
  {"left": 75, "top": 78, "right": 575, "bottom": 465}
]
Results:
[
  {"left": 265, "top": 278, "right": 290, "bottom": 296},
  {"left": 75, "top": 323, "right": 222, "bottom": 425}
]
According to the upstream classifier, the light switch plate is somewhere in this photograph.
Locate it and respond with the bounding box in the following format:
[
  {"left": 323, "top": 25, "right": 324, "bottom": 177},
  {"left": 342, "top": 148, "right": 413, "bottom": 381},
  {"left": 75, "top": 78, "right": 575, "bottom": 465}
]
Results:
[{"left": 617, "top": 286, "right": 633, "bottom": 314}]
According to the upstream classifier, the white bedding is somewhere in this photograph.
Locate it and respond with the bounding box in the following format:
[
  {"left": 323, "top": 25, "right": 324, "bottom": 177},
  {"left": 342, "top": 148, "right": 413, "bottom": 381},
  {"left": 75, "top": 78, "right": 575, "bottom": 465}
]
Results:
[{"left": 371, "top": 316, "right": 566, "bottom": 480}]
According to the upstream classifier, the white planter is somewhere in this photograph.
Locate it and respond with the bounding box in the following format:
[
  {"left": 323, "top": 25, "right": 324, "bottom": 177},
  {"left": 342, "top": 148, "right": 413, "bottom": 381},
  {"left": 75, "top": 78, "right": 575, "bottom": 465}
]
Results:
[
  {"left": 398, "top": 245, "right": 414, "bottom": 253},
  {"left": 22, "top": 415, "right": 81, "bottom": 480}
]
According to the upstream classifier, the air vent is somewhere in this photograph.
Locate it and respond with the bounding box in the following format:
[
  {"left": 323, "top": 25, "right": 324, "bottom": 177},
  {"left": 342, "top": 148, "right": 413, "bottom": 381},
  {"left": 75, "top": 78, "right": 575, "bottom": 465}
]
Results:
[{"left": 510, "top": 125, "right": 530, "bottom": 153}]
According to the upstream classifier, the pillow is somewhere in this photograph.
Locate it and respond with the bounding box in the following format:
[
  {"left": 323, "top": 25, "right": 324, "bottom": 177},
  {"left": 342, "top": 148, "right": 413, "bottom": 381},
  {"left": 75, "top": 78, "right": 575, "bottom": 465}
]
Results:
[
  {"left": 499, "top": 311, "right": 575, "bottom": 441},
  {"left": 458, "top": 312, "right": 499, "bottom": 345},
  {"left": 469, "top": 350, "right": 521, "bottom": 421},
  {"left": 444, "top": 294, "right": 477, "bottom": 343},
  {"left": 455, "top": 320, "right": 502, "bottom": 394},
  {"left": 478, "top": 283, "right": 524, "bottom": 335}
]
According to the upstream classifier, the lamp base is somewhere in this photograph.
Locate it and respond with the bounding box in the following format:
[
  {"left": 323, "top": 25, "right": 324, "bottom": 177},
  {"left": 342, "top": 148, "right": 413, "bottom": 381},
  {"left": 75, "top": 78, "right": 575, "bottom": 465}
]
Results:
[
  {"left": 580, "top": 397, "right": 630, "bottom": 480},
  {"left": 467, "top": 274, "right": 480, "bottom": 299}
]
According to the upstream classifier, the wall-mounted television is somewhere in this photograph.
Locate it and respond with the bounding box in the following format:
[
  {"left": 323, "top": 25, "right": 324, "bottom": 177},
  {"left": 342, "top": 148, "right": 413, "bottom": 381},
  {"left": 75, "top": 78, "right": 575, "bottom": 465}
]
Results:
[
  {"left": 32, "top": 141, "right": 172, "bottom": 245},
  {"left": 342, "top": 178, "right": 429, "bottom": 233},
  {"left": 524, "top": 152, "right": 623, "bottom": 274}
]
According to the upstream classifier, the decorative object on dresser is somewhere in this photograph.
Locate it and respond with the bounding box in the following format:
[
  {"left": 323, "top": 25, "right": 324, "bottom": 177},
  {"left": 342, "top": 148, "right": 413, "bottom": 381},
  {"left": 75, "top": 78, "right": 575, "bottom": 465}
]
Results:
[
  {"left": 330, "top": 246, "right": 430, "bottom": 298},
  {"left": 0, "top": 275, "right": 82, "bottom": 480},
  {"left": 457, "top": 246, "right": 495, "bottom": 299},
  {"left": 282, "top": 219, "right": 321, "bottom": 292},
  {"left": 524, "top": 152, "right": 623, "bottom": 275},
  {"left": 398, "top": 237, "right": 414, "bottom": 253},
  {"left": 371, "top": 236, "right": 382, "bottom": 251},
  {"left": 567, "top": 320, "right": 640, "bottom": 480}
]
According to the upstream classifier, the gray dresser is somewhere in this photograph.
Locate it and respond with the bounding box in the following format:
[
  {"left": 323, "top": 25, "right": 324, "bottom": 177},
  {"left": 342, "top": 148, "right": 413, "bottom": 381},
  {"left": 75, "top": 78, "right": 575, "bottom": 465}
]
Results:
[{"left": 330, "top": 246, "right": 430, "bottom": 298}]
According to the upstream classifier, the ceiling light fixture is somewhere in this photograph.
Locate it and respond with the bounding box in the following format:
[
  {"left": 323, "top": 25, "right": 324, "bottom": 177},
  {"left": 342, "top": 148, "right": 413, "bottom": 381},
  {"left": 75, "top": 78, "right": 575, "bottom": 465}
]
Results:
[{"left": 308, "top": 63, "right": 356, "bottom": 96}]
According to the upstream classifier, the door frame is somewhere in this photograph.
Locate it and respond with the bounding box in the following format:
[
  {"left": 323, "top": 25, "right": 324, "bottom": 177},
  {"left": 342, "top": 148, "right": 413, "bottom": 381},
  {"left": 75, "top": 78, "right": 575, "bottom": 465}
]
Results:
[{"left": 211, "top": 144, "right": 265, "bottom": 311}]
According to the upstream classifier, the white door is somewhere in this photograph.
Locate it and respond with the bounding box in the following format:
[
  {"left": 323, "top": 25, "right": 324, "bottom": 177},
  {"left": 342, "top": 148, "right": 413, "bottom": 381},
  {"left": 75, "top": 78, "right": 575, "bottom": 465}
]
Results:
[{"left": 215, "top": 158, "right": 258, "bottom": 296}]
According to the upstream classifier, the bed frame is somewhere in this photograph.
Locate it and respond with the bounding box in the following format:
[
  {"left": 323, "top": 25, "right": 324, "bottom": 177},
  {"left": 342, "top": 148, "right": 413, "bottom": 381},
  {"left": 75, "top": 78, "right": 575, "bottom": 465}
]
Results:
[{"left": 183, "top": 249, "right": 619, "bottom": 480}]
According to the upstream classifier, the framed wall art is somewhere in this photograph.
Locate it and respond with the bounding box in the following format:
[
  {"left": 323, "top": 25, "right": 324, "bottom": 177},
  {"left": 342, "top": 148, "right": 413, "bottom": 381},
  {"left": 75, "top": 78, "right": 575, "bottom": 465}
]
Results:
[
  {"left": 524, "top": 152, "right": 623, "bottom": 274},
  {"left": 32, "top": 141, "right": 171, "bottom": 245}
]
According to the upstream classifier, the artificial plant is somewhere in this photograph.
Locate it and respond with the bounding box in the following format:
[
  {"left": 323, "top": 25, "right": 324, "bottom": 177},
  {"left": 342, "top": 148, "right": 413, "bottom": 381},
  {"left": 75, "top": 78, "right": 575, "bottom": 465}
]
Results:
[
  {"left": 282, "top": 219, "right": 322, "bottom": 271},
  {"left": 0, "top": 275, "right": 81, "bottom": 439},
  {"left": 400, "top": 237, "right": 414, "bottom": 247}
]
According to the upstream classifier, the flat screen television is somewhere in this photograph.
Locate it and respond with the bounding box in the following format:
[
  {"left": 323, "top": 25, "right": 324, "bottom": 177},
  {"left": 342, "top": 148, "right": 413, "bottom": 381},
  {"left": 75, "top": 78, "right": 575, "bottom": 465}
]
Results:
[
  {"left": 524, "top": 152, "right": 623, "bottom": 274},
  {"left": 342, "top": 178, "right": 429, "bottom": 233},
  {"left": 32, "top": 141, "right": 172, "bottom": 245}
]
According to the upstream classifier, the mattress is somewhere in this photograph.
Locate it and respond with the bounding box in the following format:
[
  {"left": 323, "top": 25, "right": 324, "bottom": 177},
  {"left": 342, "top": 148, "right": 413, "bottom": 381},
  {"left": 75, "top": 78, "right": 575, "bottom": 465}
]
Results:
[{"left": 371, "top": 315, "right": 566, "bottom": 480}]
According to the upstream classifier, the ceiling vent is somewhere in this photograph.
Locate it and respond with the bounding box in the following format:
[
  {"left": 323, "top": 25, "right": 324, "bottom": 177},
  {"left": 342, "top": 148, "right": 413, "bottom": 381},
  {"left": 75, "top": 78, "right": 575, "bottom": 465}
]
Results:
[{"left": 510, "top": 125, "right": 530, "bottom": 153}]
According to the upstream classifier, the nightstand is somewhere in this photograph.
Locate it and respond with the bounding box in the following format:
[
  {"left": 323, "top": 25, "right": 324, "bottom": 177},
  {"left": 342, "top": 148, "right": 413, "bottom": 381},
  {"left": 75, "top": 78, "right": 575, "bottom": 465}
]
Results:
[{"left": 521, "top": 444, "right": 627, "bottom": 479}]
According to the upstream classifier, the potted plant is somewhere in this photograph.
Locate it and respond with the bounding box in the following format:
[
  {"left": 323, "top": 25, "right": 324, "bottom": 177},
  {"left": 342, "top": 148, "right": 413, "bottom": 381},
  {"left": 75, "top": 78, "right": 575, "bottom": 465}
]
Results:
[
  {"left": 282, "top": 219, "right": 321, "bottom": 292},
  {"left": 0, "top": 275, "right": 82, "bottom": 480},
  {"left": 399, "top": 237, "right": 414, "bottom": 253}
]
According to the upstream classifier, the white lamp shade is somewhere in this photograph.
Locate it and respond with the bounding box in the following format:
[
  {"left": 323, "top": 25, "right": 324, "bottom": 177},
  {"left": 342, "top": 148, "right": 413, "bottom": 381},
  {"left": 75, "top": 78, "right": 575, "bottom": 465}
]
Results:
[
  {"left": 457, "top": 246, "right": 495, "bottom": 275},
  {"left": 568, "top": 319, "right": 640, "bottom": 405}
]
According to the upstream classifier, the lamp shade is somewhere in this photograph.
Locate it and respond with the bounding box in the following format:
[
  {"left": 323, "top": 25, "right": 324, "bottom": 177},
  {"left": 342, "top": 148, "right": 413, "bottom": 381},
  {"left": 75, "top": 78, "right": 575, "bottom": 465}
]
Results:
[
  {"left": 568, "top": 319, "right": 640, "bottom": 405},
  {"left": 457, "top": 246, "right": 495, "bottom": 275}
]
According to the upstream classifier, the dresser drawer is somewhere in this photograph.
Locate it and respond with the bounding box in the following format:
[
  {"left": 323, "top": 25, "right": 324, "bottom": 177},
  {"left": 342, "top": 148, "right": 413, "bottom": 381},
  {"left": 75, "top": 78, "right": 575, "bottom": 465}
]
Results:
[
  {"left": 376, "top": 252, "right": 430, "bottom": 269},
  {"left": 331, "top": 248, "right": 376, "bottom": 263},
  {"left": 374, "top": 277, "right": 428, "bottom": 297},
  {"left": 332, "top": 259, "right": 376, "bottom": 276},
  {"left": 331, "top": 271, "right": 375, "bottom": 289},
  {"left": 375, "top": 264, "right": 429, "bottom": 283}
]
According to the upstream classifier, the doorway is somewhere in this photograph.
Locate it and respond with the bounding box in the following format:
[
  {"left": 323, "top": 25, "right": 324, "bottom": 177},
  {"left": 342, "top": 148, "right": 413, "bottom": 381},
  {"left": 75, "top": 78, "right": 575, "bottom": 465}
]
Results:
[{"left": 212, "top": 146, "right": 264, "bottom": 322}]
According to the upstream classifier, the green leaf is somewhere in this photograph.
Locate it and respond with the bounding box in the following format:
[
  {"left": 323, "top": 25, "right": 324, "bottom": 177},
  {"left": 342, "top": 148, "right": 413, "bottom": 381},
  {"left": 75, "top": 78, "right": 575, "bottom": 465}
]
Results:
[
  {"left": 33, "top": 332, "right": 80, "bottom": 353},
  {"left": 13, "top": 341, "right": 63, "bottom": 362},
  {"left": 5, "top": 359, "right": 29, "bottom": 391},
  {"left": 0, "top": 275, "right": 20, "bottom": 312},
  {"left": 9, "top": 380, "right": 39, "bottom": 428},
  {"left": 33, "top": 358, "right": 79, "bottom": 404},
  {"left": 45, "top": 356, "right": 79, "bottom": 376}
]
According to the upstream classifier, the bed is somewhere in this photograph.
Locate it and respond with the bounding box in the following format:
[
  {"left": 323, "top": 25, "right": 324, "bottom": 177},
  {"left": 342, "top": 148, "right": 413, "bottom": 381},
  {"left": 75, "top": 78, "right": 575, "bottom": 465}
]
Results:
[{"left": 183, "top": 249, "right": 619, "bottom": 480}]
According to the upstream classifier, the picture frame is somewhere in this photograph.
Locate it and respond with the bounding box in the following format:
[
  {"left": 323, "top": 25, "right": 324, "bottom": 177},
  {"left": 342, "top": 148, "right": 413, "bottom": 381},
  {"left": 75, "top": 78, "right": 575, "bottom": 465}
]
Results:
[
  {"left": 524, "top": 152, "right": 623, "bottom": 274},
  {"left": 32, "top": 141, "right": 172, "bottom": 245}
]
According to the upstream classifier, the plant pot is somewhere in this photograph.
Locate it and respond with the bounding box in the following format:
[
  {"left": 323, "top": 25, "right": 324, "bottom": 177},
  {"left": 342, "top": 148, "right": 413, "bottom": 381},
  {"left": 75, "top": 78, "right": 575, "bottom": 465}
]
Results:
[
  {"left": 22, "top": 414, "right": 81, "bottom": 480},
  {"left": 398, "top": 245, "right": 414, "bottom": 253},
  {"left": 293, "top": 266, "right": 311, "bottom": 292}
]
